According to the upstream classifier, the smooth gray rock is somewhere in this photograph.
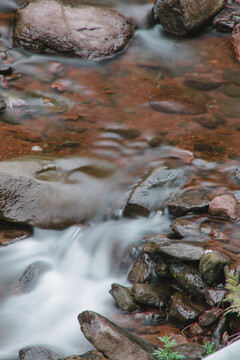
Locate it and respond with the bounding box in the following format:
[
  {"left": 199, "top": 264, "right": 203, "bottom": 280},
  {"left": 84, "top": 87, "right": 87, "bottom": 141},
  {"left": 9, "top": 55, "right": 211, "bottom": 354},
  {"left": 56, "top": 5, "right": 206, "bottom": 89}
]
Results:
[
  {"left": 132, "top": 283, "right": 171, "bottom": 307},
  {"left": 170, "top": 263, "right": 206, "bottom": 300},
  {"left": 109, "top": 283, "right": 139, "bottom": 312},
  {"left": 78, "top": 311, "right": 156, "bottom": 360},
  {"left": 168, "top": 190, "right": 210, "bottom": 217},
  {"left": 13, "top": 0, "right": 134, "bottom": 60},
  {"left": 199, "top": 251, "right": 230, "bottom": 286},
  {"left": 16, "top": 261, "right": 52, "bottom": 294},
  {"left": 19, "top": 346, "right": 62, "bottom": 360}
]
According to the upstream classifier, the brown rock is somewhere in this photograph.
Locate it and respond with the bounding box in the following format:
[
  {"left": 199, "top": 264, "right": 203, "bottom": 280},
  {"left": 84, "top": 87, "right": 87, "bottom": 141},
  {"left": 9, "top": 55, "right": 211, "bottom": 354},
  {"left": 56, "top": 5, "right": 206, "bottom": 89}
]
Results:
[
  {"left": 184, "top": 73, "right": 222, "bottom": 91},
  {"left": 168, "top": 190, "right": 210, "bottom": 217},
  {"left": 199, "top": 251, "right": 230, "bottom": 286},
  {"left": 127, "top": 254, "right": 154, "bottom": 284},
  {"left": 199, "top": 308, "right": 224, "bottom": 327},
  {"left": 153, "top": 0, "right": 226, "bottom": 36},
  {"left": 0, "top": 220, "right": 32, "bottom": 246},
  {"left": 78, "top": 311, "right": 156, "bottom": 360},
  {"left": 170, "top": 218, "right": 200, "bottom": 238},
  {"left": 205, "top": 288, "right": 226, "bottom": 306},
  {"left": 132, "top": 283, "right": 171, "bottom": 307},
  {"left": 172, "top": 343, "right": 204, "bottom": 360},
  {"left": 0, "top": 94, "right": 6, "bottom": 112},
  {"left": 109, "top": 283, "right": 139, "bottom": 312},
  {"left": 13, "top": 0, "right": 135, "bottom": 60},
  {"left": 209, "top": 194, "right": 238, "bottom": 220}
]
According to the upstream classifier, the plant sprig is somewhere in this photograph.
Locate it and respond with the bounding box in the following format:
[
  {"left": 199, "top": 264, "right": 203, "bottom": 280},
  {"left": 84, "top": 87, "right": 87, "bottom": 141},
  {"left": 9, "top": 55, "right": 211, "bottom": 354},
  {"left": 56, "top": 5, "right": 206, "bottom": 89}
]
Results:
[{"left": 153, "top": 335, "right": 184, "bottom": 360}]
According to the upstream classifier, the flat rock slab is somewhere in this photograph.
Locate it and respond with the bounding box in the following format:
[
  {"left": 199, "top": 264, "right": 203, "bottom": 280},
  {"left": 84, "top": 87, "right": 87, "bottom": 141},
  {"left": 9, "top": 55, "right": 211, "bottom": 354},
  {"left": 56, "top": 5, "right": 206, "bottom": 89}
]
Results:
[
  {"left": 0, "top": 155, "right": 118, "bottom": 229},
  {"left": 0, "top": 94, "right": 6, "bottom": 111},
  {"left": 13, "top": 0, "right": 134, "bottom": 60},
  {"left": 78, "top": 311, "right": 156, "bottom": 360},
  {"left": 154, "top": 0, "right": 225, "bottom": 36}
]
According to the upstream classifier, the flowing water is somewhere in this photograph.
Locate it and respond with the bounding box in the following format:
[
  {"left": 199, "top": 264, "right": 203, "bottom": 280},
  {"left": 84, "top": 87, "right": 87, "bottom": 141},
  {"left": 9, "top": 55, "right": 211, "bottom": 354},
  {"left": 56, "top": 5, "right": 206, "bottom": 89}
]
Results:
[{"left": 0, "top": 0, "right": 240, "bottom": 359}]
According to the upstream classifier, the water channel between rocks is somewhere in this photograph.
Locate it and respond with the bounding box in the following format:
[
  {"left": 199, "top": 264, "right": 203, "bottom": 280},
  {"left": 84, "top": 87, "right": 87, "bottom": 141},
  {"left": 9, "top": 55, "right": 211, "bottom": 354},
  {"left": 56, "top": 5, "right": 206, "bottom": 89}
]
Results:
[{"left": 0, "top": 0, "right": 240, "bottom": 359}]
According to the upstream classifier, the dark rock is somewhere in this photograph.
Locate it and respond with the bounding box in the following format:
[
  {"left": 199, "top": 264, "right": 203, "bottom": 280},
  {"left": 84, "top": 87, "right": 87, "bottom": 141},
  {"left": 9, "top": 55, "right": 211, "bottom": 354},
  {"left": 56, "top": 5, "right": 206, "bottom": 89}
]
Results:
[
  {"left": 199, "top": 308, "right": 224, "bottom": 327},
  {"left": 170, "top": 263, "right": 207, "bottom": 300},
  {"left": 213, "top": 3, "right": 240, "bottom": 32},
  {"left": 109, "top": 283, "right": 139, "bottom": 312},
  {"left": 154, "top": 261, "right": 169, "bottom": 278},
  {"left": 123, "top": 165, "right": 185, "bottom": 218},
  {"left": 150, "top": 85, "right": 209, "bottom": 115},
  {"left": 199, "top": 251, "right": 229, "bottom": 286},
  {"left": 232, "top": 22, "right": 240, "bottom": 62},
  {"left": 16, "top": 261, "right": 52, "bottom": 294},
  {"left": 13, "top": 0, "right": 135, "bottom": 60},
  {"left": 220, "top": 97, "right": 240, "bottom": 117},
  {"left": 189, "top": 322, "right": 204, "bottom": 336},
  {"left": 132, "top": 283, "right": 171, "bottom": 307},
  {"left": 222, "top": 84, "right": 240, "bottom": 97},
  {"left": 172, "top": 343, "right": 204, "bottom": 360},
  {"left": 78, "top": 311, "right": 156, "bottom": 360},
  {"left": 106, "top": 128, "right": 141, "bottom": 140},
  {"left": 19, "top": 346, "right": 62, "bottom": 360},
  {"left": 65, "top": 351, "right": 107, "bottom": 360},
  {"left": 184, "top": 73, "right": 222, "bottom": 91},
  {"left": 0, "top": 220, "right": 32, "bottom": 246},
  {"left": 209, "top": 194, "right": 238, "bottom": 220},
  {"left": 0, "top": 65, "right": 13, "bottom": 76},
  {"left": 153, "top": 0, "right": 225, "bottom": 36},
  {"left": 0, "top": 156, "right": 118, "bottom": 229},
  {"left": 0, "top": 94, "right": 6, "bottom": 111},
  {"left": 194, "top": 117, "right": 219, "bottom": 129},
  {"left": 127, "top": 254, "right": 154, "bottom": 284},
  {"left": 170, "top": 218, "right": 200, "bottom": 238},
  {"left": 205, "top": 288, "right": 226, "bottom": 306},
  {"left": 211, "top": 316, "right": 227, "bottom": 349},
  {"left": 168, "top": 190, "right": 210, "bottom": 217},
  {"left": 143, "top": 241, "right": 204, "bottom": 261},
  {"left": 222, "top": 69, "right": 240, "bottom": 85},
  {"left": 169, "top": 292, "right": 206, "bottom": 326}
]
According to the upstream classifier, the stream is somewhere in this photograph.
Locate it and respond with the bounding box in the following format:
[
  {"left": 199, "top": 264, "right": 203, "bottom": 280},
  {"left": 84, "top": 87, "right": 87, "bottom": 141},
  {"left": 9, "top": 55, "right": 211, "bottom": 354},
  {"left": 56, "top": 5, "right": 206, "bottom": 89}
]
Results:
[{"left": 0, "top": 0, "right": 240, "bottom": 359}]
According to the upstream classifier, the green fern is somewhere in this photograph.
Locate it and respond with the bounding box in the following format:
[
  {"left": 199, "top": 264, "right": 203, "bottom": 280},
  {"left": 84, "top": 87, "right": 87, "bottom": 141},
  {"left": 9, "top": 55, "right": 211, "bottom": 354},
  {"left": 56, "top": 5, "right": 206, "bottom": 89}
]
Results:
[
  {"left": 153, "top": 336, "right": 184, "bottom": 360},
  {"left": 224, "top": 273, "right": 240, "bottom": 317},
  {"left": 202, "top": 341, "right": 216, "bottom": 356}
]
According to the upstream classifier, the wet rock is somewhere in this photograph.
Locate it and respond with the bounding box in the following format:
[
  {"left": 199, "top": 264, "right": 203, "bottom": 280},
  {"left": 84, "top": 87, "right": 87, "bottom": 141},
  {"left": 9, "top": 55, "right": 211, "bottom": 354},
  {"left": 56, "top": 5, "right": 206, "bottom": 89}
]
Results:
[
  {"left": 155, "top": 261, "right": 169, "bottom": 278},
  {"left": 169, "top": 292, "right": 205, "bottom": 326},
  {"left": 194, "top": 117, "right": 219, "bottom": 129},
  {"left": 13, "top": 0, "right": 134, "bottom": 60},
  {"left": 132, "top": 283, "right": 171, "bottom": 308},
  {"left": 0, "top": 156, "right": 118, "bottom": 229},
  {"left": 127, "top": 254, "right": 154, "bottom": 284},
  {"left": 184, "top": 73, "right": 222, "bottom": 91},
  {"left": 16, "top": 261, "right": 52, "bottom": 294},
  {"left": 205, "top": 288, "right": 226, "bottom": 306},
  {"left": 222, "top": 69, "right": 240, "bottom": 85},
  {"left": 143, "top": 241, "right": 204, "bottom": 261},
  {"left": 232, "top": 22, "right": 240, "bottom": 62},
  {"left": 106, "top": 128, "right": 141, "bottom": 140},
  {"left": 168, "top": 190, "right": 210, "bottom": 217},
  {"left": 150, "top": 85, "right": 209, "bottom": 115},
  {"left": 0, "top": 94, "right": 6, "bottom": 111},
  {"left": 209, "top": 194, "right": 238, "bottom": 220},
  {"left": 65, "top": 351, "right": 107, "bottom": 360},
  {"left": 0, "top": 220, "right": 32, "bottom": 246},
  {"left": 220, "top": 97, "right": 240, "bottom": 117},
  {"left": 213, "top": 2, "right": 240, "bottom": 32},
  {"left": 170, "top": 218, "right": 200, "bottom": 238},
  {"left": 172, "top": 343, "right": 204, "bottom": 360},
  {"left": 170, "top": 263, "right": 206, "bottom": 300},
  {"left": 168, "top": 148, "right": 194, "bottom": 164},
  {"left": 0, "top": 65, "right": 13, "bottom": 76},
  {"left": 123, "top": 165, "right": 185, "bottom": 218},
  {"left": 153, "top": 0, "right": 225, "bottom": 36},
  {"left": 109, "top": 283, "right": 139, "bottom": 312},
  {"left": 78, "top": 311, "right": 157, "bottom": 360},
  {"left": 222, "top": 84, "right": 240, "bottom": 97},
  {"left": 199, "top": 251, "right": 229, "bottom": 286},
  {"left": 190, "top": 322, "right": 204, "bottom": 336},
  {"left": 199, "top": 308, "right": 224, "bottom": 327},
  {"left": 19, "top": 346, "right": 62, "bottom": 360},
  {"left": 211, "top": 316, "right": 227, "bottom": 349}
]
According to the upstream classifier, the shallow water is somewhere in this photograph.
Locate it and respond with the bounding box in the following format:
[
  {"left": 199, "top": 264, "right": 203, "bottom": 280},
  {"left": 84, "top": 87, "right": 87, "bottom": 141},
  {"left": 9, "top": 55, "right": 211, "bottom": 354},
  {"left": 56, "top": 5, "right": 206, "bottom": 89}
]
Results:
[{"left": 0, "top": 0, "right": 240, "bottom": 359}]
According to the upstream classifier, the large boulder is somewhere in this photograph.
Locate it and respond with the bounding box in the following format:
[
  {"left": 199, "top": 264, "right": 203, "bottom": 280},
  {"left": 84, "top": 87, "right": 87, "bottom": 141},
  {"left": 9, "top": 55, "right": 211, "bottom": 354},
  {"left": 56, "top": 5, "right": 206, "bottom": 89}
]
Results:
[
  {"left": 13, "top": 0, "right": 135, "bottom": 60},
  {"left": 78, "top": 311, "right": 156, "bottom": 360},
  {"left": 0, "top": 156, "right": 118, "bottom": 229},
  {"left": 153, "top": 0, "right": 226, "bottom": 36}
]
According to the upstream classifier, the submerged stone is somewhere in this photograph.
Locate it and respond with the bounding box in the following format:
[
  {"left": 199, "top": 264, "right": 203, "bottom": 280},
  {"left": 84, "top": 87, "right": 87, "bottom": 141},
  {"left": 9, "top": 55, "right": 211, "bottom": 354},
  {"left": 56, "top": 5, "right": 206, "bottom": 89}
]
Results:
[
  {"left": 150, "top": 85, "right": 209, "bottom": 115},
  {"left": 153, "top": 0, "right": 225, "bottom": 36},
  {"left": 132, "top": 283, "right": 171, "bottom": 307},
  {"left": 220, "top": 97, "right": 240, "bottom": 117},
  {"left": 184, "top": 73, "right": 222, "bottom": 91},
  {"left": 0, "top": 156, "right": 118, "bottom": 229},
  {"left": 13, "top": 0, "right": 135, "bottom": 60},
  {"left": 123, "top": 165, "right": 185, "bottom": 218},
  {"left": 109, "top": 283, "right": 139, "bottom": 312},
  {"left": 16, "top": 261, "right": 52, "bottom": 294},
  {"left": 170, "top": 218, "right": 200, "bottom": 238},
  {"left": 168, "top": 190, "right": 210, "bottom": 217},
  {"left": 78, "top": 311, "right": 157, "bottom": 360}
]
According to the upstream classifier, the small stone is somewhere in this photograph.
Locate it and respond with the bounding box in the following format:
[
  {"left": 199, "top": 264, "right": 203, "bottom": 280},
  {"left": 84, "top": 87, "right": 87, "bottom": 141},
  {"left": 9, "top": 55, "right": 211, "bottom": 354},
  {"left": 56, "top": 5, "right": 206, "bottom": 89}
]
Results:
[
  {"left": 16, "top": 261, "right": 52, "bottom": 294},
  {"left": 172, "top": 343, "right": 204, "bottom": 360},
  {"left": 220, "top": 98, "right": 240, "bottom": 118},
  {"left": 231, "top": 22, "right": 240, "bottom": 62},
  {"left": 194, "top": 117, "right": 219, "bottom": 129},
  {"left": 222, "top": 69, "right": 240, "bottom": 85},
  {"left": 184, "top": 73, "right": 222, "bottom": 91},
  {"left": 109, "top": 283, "right": 139, "bottom": 312},
  {"left": 0, "top": 65, "right": 13, "bottom": 76},
  {"left": 170, "top": 218, "right": 200, "bottom": 238},
  {"left": 205, "top": 288, "right": 226, "bottom": 306},
  {"left": 169, "top": 292, "right": 205, "bottom": 326},
  {"left": 132, "top": 283, "right": 171, "bottom": 308},
  {"left": 168, "top": 190, "right": 210, "bottom": 217},
  {"left": 190, "top": 323, "right": 204, "bottom": 336},
  {"left": 199, "top": 308, "right": 224, "bottom": 327},
  {"left": 19, "top": 346, "right": 62, "bottom": 360},
  {"left": 209, "top": 194, "right": 238, "bottom": 220},
  {"left": 0, "top": 94, "right": 6, "bottom": 111},
  {"left": 0, "top": 220, "right": 32, "bottom": 246},
  {"left": 127, "top": 254, "right": 154, "bottom": 284},
  {"left": 168, "top": 148, "right": 194, "bottom": 164},
  {"left": 64, "top": 351, "right": 107, "bottom": 360},
  {"left": 155, "top": 261, "right": 169, "bottom": 278},
  {"left": 199, "top": 251, "right": 230, "bottom": 286},
  {"left": 170, "top": 263, "right": 207, "bottom": 300},
  {"left": 222, "top": 84, "right": 240, "bottom": 97}
]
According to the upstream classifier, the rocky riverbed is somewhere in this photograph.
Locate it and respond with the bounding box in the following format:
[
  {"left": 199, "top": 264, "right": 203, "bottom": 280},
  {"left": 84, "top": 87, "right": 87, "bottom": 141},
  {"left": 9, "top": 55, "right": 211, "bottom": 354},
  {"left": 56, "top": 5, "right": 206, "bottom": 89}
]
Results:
[{"left": 0, "top": 0, "right": 240, "bottom": 360}]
